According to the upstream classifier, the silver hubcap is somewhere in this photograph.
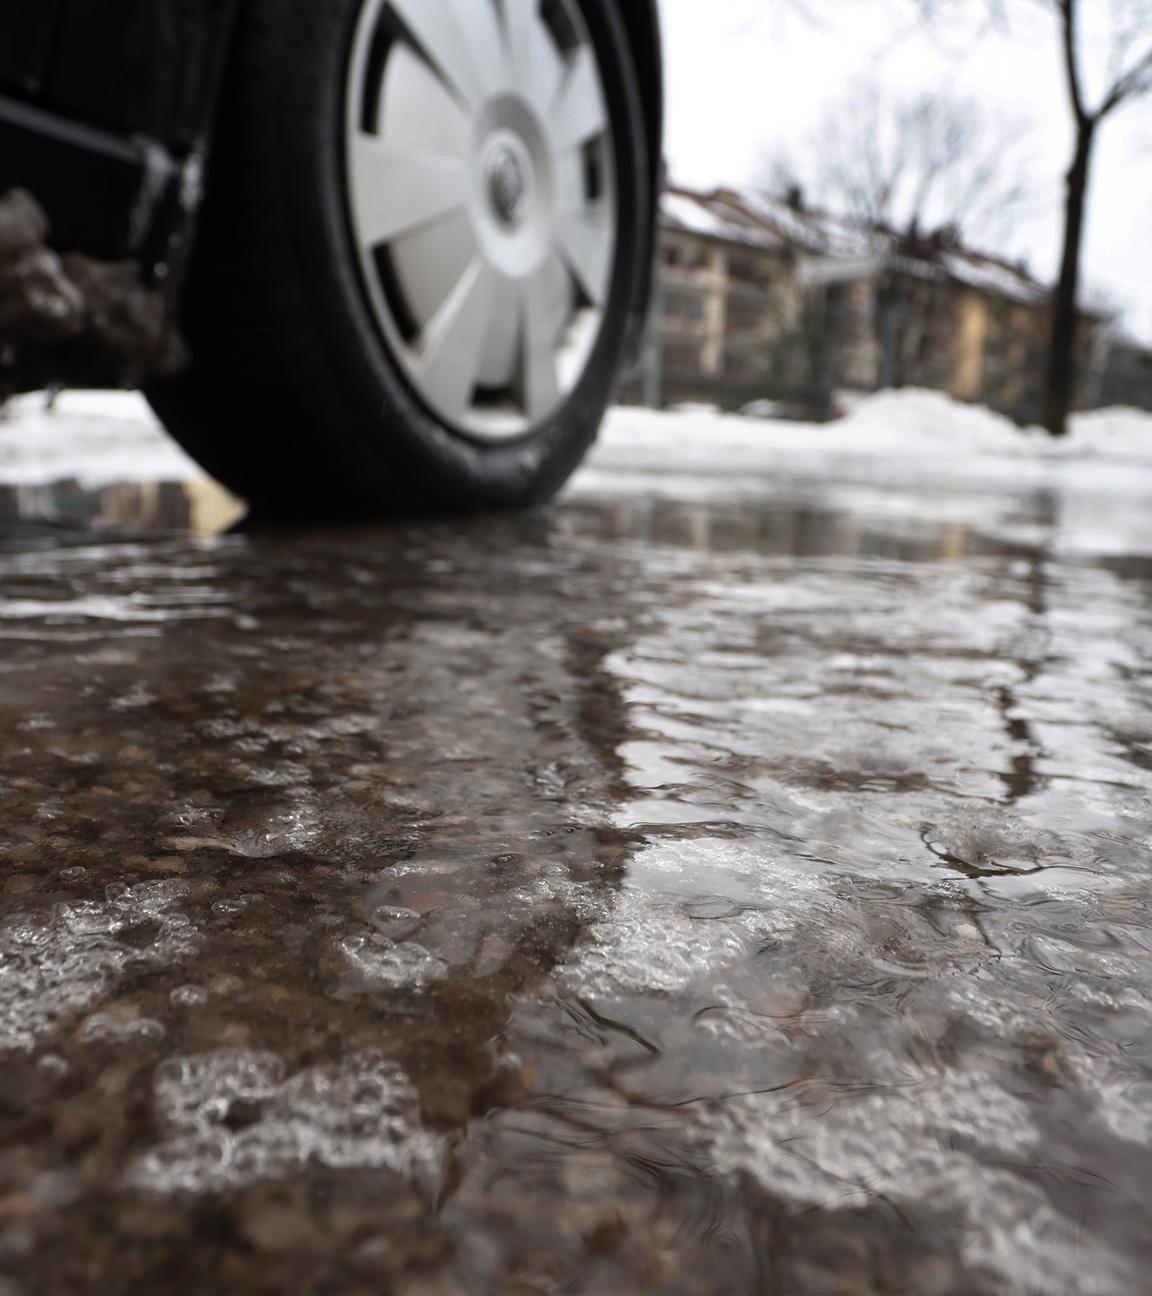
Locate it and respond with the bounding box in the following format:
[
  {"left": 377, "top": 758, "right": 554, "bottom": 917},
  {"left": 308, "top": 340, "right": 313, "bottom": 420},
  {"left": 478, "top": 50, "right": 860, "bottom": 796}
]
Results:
[
  {"left": 487, "top": 144, "right": 528, "bottom": 226},
  {"left": 345, "top": 0, "right": 618, "bottom": 441}
]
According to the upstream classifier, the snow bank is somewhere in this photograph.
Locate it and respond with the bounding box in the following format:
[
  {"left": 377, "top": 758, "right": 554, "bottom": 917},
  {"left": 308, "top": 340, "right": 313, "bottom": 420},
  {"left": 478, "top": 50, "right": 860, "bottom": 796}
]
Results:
[
  {"left": 1071, "top": 406, "right": 1152, "bottom": 459},
  {"left": 602, "top": 388, "right": 1152, "bottom": 465},
  {"left": 584, "top": 388, "right": 1152, "bottom": 499},
  {"left": 1, "top": 385, "right": 1151, "bottom": 493},
  {"left": 846, "top": 389, "right": 1152, "bottom": 461},
  {"left": 0, "top": 389, "right": 198, "bottom": 486},
  {"left": 840, "top": 388, "right": 1033, "bottom": 452}
]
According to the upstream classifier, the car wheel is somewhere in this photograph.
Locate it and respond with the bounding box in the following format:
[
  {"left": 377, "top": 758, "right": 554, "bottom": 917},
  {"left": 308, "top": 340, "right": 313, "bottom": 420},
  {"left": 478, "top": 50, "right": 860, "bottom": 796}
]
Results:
[{"left": 145, "top": 0, "right": 651, "bottom": 516}]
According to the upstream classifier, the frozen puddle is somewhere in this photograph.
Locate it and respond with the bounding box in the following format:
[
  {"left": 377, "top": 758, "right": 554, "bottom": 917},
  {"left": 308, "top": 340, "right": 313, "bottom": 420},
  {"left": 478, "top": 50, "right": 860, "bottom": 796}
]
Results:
[
  {"left": 129, "top": 1050, "right": 441, "bottom": 1194},
  {"left": 0, "top": 881, "right": 199, "bottom": 1052},
  {"left": 1, "top": 392, "right": 1151, "bottom": 1291}
]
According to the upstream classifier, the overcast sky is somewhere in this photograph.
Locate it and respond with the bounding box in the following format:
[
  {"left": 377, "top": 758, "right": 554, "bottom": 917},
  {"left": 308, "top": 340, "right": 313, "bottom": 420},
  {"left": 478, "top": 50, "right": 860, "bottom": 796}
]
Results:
[{"left": 659, "top": 0, "right": 1152, "bottom": 342}]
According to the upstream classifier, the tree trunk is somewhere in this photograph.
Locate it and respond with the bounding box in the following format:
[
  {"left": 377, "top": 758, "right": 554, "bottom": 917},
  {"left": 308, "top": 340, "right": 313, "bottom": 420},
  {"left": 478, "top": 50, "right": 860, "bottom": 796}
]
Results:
[{"left": 1043, "top": 120, "right": 1095, "bottom": 437}]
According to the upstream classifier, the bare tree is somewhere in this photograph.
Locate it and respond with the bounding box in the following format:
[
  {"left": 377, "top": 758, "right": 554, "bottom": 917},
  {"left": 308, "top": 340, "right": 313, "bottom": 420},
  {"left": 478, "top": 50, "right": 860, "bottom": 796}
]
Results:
[
  {"left": 916, "top": 0, "right": 1152, "bottom": 435},
  {"left": 765, "top": 81, "right": 1037, "bottom": 250},
  {"left": 1043, "top": 1, "right": 1152, "bottom": 434}
]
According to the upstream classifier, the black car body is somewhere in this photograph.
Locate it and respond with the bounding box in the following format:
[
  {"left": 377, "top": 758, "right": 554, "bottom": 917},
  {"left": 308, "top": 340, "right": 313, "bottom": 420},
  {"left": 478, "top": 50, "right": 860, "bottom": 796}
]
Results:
[{"left": 0, "top": 0, "right": 662, "bottom": 393}]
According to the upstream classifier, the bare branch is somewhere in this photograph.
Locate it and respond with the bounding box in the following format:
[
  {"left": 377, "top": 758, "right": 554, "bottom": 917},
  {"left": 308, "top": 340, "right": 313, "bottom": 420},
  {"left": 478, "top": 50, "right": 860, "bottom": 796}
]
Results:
[
  {"left": 761, "top": 81, "right": 1039, "bottom": 251},
  {"left": 1100, "top": 43, "right": 1152, "bottom": 116},
  {"left": 1058, "top": 0, "right": 1090, "bottom": 123}
]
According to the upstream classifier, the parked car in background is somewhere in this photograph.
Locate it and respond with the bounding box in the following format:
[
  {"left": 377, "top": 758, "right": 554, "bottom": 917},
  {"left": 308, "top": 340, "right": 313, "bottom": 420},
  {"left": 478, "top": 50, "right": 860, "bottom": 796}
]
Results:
[{"left": 0, "top": 0, "right": 662, "bottom": 514}]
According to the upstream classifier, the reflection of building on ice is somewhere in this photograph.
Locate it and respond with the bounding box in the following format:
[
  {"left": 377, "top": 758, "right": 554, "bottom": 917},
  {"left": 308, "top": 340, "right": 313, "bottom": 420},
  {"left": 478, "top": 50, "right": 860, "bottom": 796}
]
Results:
[{"left": 0, "top": 389, "right": 243, "bottom": 535}]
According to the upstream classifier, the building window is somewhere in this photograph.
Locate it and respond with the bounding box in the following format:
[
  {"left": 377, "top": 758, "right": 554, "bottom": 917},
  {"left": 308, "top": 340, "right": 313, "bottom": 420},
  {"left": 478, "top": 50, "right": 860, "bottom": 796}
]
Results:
[
  {"left": 727, "top": 254, "right": 772, "bottom": 288},
  {"left": 727, "top": 297, "right": 766, "bottom": 334},
  {"left": 724, "top": 348, "right": 758, "bottom": 377},
  {"left": 663, "top": 239, "right": 705, "bottom": 272},
  {"left": 665, "top": 342, "right": 705, "bottom": 374},
  {"left": 665, "top": 288, "right": 707, "bottom": 322}
]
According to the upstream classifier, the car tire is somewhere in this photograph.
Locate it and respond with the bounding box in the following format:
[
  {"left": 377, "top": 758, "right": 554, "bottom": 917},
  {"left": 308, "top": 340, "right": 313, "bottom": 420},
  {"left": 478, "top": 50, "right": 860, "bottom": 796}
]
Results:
[{"left": 145, "top": 0, "right": 651, "bottom": 517}]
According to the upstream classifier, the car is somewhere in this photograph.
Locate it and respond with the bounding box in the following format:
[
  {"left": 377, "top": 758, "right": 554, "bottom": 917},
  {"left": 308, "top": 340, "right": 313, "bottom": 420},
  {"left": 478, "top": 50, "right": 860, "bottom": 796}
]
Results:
[{"left": 0, "top": 0, "right": 662, "bottom": 515}]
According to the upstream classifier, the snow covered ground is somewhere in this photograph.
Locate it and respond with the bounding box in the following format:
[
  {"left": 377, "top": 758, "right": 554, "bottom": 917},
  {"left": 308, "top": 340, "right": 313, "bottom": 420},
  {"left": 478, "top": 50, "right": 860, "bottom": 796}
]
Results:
[
  {"left": 0, "top": 390, "right": 199, "bottom": 487},
  {"left": 2, "top": 385, "right": 1151, "bottom": 501},
  {"left": 586, "top": 390, "right": 1152, "bottom": 502}
]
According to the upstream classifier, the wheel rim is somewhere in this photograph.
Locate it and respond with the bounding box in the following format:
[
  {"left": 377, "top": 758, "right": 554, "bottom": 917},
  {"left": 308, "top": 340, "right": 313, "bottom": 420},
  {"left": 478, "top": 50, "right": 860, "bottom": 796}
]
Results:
[{"left": 345, "top": 0, "right": 618, "bottom": 442}]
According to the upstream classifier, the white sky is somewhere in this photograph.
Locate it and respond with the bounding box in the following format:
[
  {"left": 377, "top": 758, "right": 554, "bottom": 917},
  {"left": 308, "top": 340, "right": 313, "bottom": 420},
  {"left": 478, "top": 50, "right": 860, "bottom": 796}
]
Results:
[{"left": 658, "top": 0, "right": 1152, "bottom": 341}]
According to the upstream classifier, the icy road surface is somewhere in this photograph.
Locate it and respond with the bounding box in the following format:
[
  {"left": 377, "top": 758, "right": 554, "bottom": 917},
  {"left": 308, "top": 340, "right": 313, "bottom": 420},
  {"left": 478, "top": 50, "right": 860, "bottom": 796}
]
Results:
[{"left": 1, "top": 391, "right": 1152, "bottom": 1294}]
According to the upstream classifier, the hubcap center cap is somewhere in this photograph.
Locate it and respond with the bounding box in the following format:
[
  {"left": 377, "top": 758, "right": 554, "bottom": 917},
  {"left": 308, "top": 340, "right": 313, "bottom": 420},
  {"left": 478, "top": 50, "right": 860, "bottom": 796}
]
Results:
[{"left": 487, "top": 144, "right": 530, "bottom": 226}]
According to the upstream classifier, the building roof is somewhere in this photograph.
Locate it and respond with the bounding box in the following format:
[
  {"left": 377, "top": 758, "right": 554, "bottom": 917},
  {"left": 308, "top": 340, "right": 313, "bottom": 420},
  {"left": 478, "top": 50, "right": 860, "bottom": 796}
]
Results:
[
  {"left": 662, "top": 184, "right": 1052, "bottom": 310},
  {"left": 660, "top": 189, "right": 792, "bottom": 251}
]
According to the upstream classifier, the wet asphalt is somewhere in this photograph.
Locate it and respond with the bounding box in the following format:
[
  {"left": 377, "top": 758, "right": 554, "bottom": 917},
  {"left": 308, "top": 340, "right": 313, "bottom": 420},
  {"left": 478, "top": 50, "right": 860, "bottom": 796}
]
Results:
[{"left": 1, "top": 417, "right": 1152, "bottom": 1295}]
